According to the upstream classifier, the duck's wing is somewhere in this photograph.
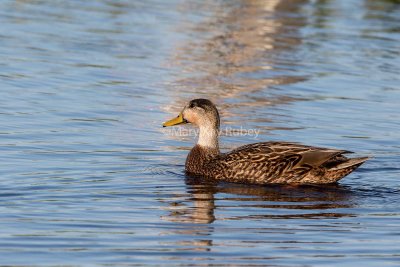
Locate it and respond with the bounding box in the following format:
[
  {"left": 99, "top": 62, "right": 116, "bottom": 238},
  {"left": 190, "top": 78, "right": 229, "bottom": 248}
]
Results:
[{"left": 207, "top": 141, "right": 360, "bottom": 184}]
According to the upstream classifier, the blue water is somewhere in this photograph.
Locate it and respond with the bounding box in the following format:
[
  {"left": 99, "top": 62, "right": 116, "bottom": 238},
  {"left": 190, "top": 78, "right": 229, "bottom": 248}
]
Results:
[{"left": 0, "top": 0, "right": 399, "bottom": 266}]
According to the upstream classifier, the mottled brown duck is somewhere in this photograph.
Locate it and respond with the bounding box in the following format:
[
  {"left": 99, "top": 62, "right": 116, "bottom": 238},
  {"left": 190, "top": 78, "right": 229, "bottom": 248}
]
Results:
[{"left": 163, "top": 99, "right": 369, "bottom": 185}]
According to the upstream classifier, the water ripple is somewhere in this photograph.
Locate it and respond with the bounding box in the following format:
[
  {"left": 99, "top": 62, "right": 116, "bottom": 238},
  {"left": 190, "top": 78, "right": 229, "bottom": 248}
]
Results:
[{"left": 0, "top": 0, "right": 399, "bottom": 266}]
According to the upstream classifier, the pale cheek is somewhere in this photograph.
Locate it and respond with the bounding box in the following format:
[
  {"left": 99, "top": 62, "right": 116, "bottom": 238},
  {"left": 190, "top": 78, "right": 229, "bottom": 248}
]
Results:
[{"left": 185, "top": 112, "right": 198, "bottom": 125}]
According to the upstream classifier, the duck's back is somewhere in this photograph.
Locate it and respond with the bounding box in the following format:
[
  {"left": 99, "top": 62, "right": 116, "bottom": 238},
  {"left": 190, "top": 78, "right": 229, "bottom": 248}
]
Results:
[{"left": 200, "top": 142, "right": 368, "bottom": 184}]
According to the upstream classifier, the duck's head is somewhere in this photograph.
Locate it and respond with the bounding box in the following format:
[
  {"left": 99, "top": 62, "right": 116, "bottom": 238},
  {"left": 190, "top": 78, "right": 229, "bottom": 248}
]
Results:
[{"left": 163, "top": 99, "right": 220, "bottom": 130}]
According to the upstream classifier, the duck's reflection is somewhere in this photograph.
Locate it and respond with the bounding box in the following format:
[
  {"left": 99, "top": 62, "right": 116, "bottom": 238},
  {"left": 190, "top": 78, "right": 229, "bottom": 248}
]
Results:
[
  {"left": 163, "top": 177, "right": 355, "bottom": 224},
  {"left": 163, "top": 179, "right": 217, "bottom": 224}
]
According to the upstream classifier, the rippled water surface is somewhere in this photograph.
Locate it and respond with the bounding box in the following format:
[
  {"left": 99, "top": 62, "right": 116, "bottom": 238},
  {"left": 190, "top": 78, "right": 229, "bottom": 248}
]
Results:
[{"left": 1, "top": 0, "right": 400, "bottom": 266}]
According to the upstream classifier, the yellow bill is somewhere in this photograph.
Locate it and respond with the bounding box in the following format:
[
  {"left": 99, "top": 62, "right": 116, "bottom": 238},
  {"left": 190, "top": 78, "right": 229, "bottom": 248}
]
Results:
[{"left": 163, "top": 113, "right": 187, "bottom": 127}]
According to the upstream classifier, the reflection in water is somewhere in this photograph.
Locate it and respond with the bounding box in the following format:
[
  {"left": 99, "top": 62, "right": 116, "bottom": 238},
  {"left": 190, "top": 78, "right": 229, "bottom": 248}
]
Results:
[
  {"left": 160, "top": 178, "right": 355, "bottom": 256},
  {"left": 163, "top": 178, "right": 354, "bottom": 224},
  {"left": 165, "top": 0, "right": 309, "bottom": 122}
]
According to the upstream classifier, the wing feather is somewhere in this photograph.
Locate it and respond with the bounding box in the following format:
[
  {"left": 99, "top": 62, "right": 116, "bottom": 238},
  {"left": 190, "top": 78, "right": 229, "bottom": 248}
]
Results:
[{"left": 206, "top": 142, "right": 350, "bottom": 184}]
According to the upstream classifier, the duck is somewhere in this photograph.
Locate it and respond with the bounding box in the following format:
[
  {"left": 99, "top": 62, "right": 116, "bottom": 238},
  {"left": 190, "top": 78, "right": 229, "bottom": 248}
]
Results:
[{"left": 163, "top": 99, "right": 369, "bottom": 185}]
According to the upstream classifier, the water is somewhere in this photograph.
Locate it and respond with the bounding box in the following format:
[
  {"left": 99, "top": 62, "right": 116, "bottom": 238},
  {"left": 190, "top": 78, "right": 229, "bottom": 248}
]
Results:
[{"left": 0, "top": 0, "right": 399, "bottom": 266}]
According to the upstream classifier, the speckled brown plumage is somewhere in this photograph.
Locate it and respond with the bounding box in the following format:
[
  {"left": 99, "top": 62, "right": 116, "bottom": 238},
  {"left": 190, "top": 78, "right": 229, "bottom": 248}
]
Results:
[
  {"left": 163, "top": 99, "right": 369, "bottom": 185},
  {"left": 186, "top": 142, "right": 368, "bottom": 184}
]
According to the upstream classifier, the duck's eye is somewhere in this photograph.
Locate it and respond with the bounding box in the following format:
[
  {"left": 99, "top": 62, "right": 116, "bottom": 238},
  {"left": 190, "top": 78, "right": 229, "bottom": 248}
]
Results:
[
  {"left": 189, "top": 102, "right": 200, "bottom": 109},
  {"left": 189, "top": 102, "right": 205, "bottom": 110}
]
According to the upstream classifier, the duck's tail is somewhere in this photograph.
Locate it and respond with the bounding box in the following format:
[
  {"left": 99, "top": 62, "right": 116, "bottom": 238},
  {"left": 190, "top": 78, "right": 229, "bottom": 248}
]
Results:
[{"left": 324, "top": 156, "right": 370, "bottom": 183}]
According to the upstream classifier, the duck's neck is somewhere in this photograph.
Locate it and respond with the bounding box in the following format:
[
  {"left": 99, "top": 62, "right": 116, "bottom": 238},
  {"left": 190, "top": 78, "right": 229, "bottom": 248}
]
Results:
[
  {"left": 197, "top": 125, "right": 219, "bottom": 151},
  {"left": 185, "top": 125, "right": 220, "bottom": 175}
]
